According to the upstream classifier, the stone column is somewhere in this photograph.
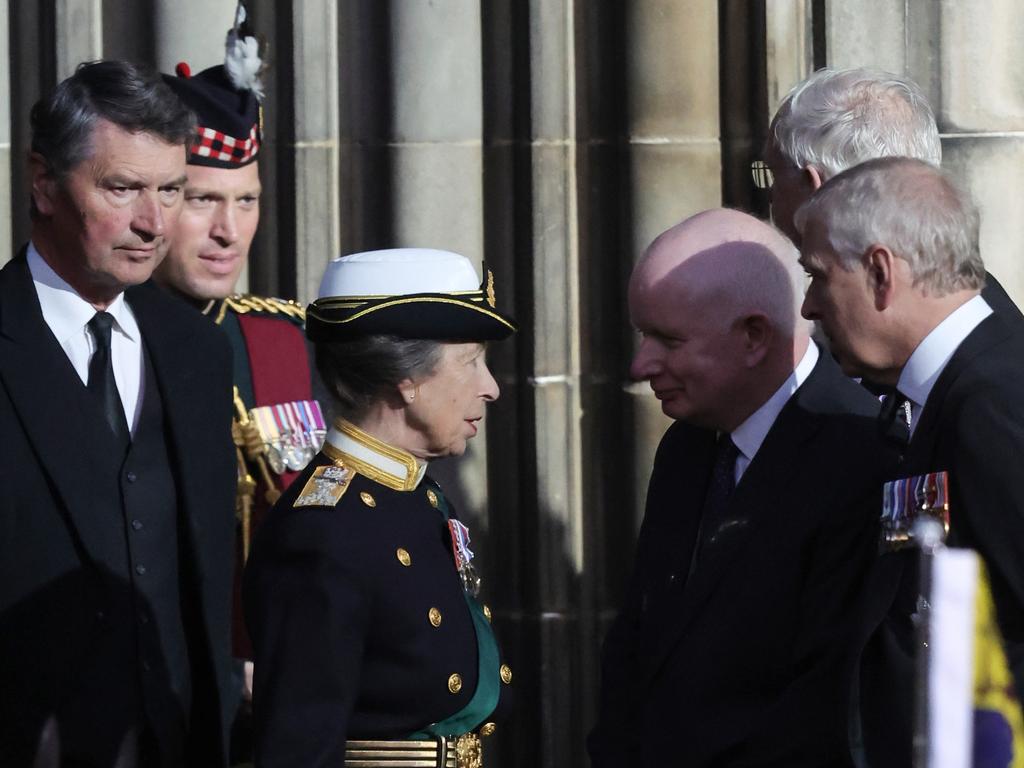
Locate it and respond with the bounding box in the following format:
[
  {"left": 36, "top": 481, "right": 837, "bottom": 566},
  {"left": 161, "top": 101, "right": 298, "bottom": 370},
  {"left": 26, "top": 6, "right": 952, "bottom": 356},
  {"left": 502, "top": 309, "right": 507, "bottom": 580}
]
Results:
[
  {"left": 624, "top": 0, "right": 721, "bottom": 526},
  {"left": 153, "top": 0, "right": 235, "bottom": 74},
  {"left": 824, "top": 0, "right": 906, "bottom": 74},
  {"left": 517, "top": 3, "right": 586, "bottom": 761},
  {"left": 385, "top": 0, "right": 489, "bottom": 516},
  {"left": 55, "top": 0, "right": 102, "bottom": 80},
  {"left": 765, "top": 0, "right": 813, "bottom": 110},
  {"left": 292, "top": 0, "right": 340, "bottom": 303}
]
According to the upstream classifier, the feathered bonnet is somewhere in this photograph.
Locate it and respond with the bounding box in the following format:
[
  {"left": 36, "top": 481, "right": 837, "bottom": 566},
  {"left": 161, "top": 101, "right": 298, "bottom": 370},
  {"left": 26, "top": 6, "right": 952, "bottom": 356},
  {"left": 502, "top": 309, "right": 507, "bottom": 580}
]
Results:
[{"left": 163, "top": 1, "right": 264, "bottom": 168}]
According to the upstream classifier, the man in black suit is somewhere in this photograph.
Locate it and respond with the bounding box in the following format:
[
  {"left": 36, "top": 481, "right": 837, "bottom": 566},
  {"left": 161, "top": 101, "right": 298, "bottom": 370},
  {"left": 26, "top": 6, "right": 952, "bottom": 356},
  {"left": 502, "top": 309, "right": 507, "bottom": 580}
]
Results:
[
  {"left": 796, "top": 156, "right": 1024, "bottom": 767},
  {"left": 588, "top": 209, "right": 896, "bottom": 767},
  {"left": 0, "top": 61, "right": 236, "bottom": 767},
  {"left": 764, "top": 66, "right": 1022, "bottom": 323}
]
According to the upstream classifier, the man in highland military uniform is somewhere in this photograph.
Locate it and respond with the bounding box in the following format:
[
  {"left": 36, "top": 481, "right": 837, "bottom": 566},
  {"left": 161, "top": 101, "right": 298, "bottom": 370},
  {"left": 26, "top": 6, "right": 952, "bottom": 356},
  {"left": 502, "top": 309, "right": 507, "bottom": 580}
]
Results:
[{"left": 154, "top": 3, "right": 325, "bottom": 760}]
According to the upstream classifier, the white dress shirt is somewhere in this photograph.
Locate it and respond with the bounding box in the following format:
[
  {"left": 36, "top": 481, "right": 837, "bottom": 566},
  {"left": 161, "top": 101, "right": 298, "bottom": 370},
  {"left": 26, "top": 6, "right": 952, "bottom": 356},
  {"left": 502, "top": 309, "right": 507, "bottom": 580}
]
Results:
[
  {"left": 27, "top": 242, "right": 145, "bottom": 433},
  {"left": 896, "top": 294, "right": 992, "bottom": 437},
  {"left": 730, "top": 341, "right": 820, "bottom": 483}
]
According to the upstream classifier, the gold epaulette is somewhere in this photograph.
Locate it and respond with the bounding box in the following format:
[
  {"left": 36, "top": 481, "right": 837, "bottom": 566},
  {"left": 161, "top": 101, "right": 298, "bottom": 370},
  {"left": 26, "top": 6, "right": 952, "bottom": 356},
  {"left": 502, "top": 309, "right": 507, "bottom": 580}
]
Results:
[{"left": 214, "top": 294, "right": 307, "bottom": 324}]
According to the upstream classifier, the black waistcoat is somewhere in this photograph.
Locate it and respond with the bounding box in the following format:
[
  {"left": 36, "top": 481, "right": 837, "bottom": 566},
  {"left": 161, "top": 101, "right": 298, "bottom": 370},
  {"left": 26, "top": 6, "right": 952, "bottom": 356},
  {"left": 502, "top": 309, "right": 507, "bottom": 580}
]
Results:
[{"left": 65, "top": 347, "right": 191, "bottom": 766}]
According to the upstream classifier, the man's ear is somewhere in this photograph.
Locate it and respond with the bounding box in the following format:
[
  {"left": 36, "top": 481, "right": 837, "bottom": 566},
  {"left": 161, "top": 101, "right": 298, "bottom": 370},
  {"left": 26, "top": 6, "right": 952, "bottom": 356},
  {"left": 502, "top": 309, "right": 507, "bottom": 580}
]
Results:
[
  {"left": 29, "top": 152, "right": 58, "bottom": 216},
  {"left": 865, "top": 245, "right": 899, "bottom": 310},
  {"left": 805, "top": 164, "right": 824, "bottom": 192},
  {"left": 739, "top": 313, "right": 773, "bottom": 366}
]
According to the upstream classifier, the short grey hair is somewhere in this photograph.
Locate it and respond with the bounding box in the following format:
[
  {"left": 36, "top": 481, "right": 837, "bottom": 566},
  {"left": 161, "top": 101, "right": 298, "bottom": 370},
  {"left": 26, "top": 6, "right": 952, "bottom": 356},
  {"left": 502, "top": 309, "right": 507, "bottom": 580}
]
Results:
[
  {"left": 795, "top": 157, "right": 984, "bottom": 295},
  {"left": 315, "top": 335, "right": 444, "bottom": 422},
  {"left": 770, "top": 67, "right": 941, "bottom": 178}
]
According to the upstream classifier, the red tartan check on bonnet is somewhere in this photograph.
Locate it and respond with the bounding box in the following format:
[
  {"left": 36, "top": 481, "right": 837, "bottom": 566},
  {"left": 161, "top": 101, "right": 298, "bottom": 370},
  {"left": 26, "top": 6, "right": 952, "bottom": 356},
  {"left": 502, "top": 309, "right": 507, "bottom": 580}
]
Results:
[{"left": 192, "top": 123, "right": 259, "bottom": 164}]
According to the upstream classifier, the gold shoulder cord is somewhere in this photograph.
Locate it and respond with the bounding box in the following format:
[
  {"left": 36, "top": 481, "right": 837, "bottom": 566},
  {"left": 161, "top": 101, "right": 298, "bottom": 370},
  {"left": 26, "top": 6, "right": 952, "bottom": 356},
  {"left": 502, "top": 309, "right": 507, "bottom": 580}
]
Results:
[
  {"left": 222, "top": 294, "right": 306, "bottom": 322},
  {"left": 231, "top": 386, "right": 282, "bottom": 561}
]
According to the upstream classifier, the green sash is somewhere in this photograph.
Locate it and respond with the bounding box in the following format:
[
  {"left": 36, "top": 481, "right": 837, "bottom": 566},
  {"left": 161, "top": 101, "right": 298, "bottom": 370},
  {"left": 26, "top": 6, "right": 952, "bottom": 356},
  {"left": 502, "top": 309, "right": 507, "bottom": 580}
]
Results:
[{"left": 409, "top": 489, "right": 501, "bottom": 738}]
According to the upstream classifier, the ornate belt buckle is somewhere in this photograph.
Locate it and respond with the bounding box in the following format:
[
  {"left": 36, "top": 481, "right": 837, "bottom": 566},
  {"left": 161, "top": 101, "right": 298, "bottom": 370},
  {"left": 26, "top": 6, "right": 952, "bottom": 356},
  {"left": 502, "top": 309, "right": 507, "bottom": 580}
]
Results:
[{"left": 454, "top": 733, "right": 482, "bottom": 768}]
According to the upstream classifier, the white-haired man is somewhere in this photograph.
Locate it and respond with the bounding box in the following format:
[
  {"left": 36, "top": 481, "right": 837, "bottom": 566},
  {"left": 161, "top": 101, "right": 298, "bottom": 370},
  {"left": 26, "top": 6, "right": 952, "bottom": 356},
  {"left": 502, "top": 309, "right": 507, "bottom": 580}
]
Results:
[
  {"left": 798, "top": 157, "right": 1024, "bottom": 768},
  {"left": 764, "top": 66, "right": 1021, "bottom": 321},
  {"left": 589, "top": 209, "right": 898, "bottom": 767}
]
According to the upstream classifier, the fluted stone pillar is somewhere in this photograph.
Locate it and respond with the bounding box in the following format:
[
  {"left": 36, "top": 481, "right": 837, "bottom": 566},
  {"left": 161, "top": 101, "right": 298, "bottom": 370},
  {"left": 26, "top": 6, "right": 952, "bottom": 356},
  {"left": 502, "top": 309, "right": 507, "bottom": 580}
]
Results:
[
  {"left": 154, "top": 0, "right": 235, "bottom": 74},
  {"left": 765, "top": 0, "right": 813, "bottom": 110},
  {"left": 292, "top": 0, "right": 340, "bottom": 304},
  {"left": 388, "top": 1, "right": 490, "bottom": 517},
  {"left": 521, "top": 1, "right": 585, "bottom": 762},
  {"left": 624, "top": 0, "right": 721, "bottom": 526},
  {"left": 825, "top": 0, "right": 907, "bottom": 74},
  {"left": 55, "top": 0, "right": 101, "bottom": 80}
]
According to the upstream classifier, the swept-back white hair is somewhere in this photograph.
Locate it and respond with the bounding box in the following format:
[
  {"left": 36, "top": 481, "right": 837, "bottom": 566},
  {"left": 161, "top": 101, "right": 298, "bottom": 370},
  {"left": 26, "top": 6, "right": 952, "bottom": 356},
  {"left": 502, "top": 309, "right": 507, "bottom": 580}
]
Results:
[{"left": 770, "top": 67, "right": 941, "bottom": 178}]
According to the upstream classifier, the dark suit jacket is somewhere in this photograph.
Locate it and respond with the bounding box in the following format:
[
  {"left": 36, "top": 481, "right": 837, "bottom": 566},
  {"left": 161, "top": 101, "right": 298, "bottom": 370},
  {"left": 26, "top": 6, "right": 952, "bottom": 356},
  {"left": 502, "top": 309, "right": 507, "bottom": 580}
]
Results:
[
  {"left": 857, "top": 312, "right": 1024, "bottom": 768},
  {"left": 981, "top": 271, "right": 1023, "bottom": 325},
  {"left": 589, "top": 351, "right": 898, "bottom": 768},
  {"left": 0, "top": 253, "right": 237, "bottom": 766}
]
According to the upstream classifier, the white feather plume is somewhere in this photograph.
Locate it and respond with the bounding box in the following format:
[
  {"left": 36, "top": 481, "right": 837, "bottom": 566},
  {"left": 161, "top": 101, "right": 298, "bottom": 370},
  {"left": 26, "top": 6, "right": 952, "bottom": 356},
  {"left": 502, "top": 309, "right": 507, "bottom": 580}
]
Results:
[{"left": 224, "top": 3, "right": 264, "bottom": 100}]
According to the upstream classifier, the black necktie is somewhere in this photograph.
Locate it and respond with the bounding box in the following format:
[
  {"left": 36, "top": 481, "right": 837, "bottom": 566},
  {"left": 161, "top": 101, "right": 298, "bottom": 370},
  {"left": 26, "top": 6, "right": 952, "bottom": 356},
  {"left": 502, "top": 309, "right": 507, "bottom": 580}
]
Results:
[
  {"left": 690, "top": 434, "right": 740, "bottom": 574},
  {"left": 87, "top": 312, "right": 131, "bottom": 451},
  {"left": 878, "top": 389, "right": 911, "bottom": 447}
]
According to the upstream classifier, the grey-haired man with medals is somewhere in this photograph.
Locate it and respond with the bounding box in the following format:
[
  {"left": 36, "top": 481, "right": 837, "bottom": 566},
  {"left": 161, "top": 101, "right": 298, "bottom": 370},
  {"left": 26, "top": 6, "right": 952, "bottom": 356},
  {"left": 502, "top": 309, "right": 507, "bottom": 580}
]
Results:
[{"left": 797, "top": 157, "right": 1024, "bottom": 768}]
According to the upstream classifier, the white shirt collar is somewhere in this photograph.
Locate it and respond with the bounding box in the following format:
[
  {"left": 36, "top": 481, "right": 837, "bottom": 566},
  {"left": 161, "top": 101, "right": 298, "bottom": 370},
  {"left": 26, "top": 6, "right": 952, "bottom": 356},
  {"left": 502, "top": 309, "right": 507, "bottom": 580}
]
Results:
[
  {"left": 731, "top": 341, "right": 819, "bottom": 470},
  {"left": 27, "top": 241, "right": 140, "bottom": 343},
  {"left": 897, "top": 294, "right": 992, "bottom": 411},
  {"left": 323, "top": 419, "right": 427, "bottom": 491}
]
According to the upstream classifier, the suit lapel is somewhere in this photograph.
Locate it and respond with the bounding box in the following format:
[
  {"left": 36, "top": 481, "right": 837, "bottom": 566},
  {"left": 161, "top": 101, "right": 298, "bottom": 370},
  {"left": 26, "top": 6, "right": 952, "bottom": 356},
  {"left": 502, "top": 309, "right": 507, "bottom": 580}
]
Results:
[
  {"left": 640, "top": 355, "right": 827, "bottom": 690},
  {"left": 634, "top": 427, "right": 716, "bottom": 640},
  {"left": 0, "top": 254, "right": 127, "bottom": 568}
]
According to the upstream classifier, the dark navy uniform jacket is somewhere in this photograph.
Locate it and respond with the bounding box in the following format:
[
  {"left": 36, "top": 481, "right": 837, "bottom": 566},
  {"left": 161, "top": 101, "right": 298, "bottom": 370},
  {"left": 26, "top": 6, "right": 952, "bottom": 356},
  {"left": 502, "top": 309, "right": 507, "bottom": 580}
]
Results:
[{"left": 244, "top": 420, "right": 511, "bottom": 767}]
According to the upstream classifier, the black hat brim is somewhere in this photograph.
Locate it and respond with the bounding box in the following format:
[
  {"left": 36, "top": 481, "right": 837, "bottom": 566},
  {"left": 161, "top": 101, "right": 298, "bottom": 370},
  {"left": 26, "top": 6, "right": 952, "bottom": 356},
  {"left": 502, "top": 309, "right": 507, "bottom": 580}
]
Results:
[{"left": 306, "top": 295, "right": 517, "bottom": 343}]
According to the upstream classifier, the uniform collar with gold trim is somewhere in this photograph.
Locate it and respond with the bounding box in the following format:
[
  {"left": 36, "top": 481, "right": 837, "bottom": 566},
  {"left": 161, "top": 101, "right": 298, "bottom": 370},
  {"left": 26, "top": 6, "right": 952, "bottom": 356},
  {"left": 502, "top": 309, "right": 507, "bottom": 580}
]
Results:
[{"left": 322, "top": 419, "right": 427, "bottom": 491}]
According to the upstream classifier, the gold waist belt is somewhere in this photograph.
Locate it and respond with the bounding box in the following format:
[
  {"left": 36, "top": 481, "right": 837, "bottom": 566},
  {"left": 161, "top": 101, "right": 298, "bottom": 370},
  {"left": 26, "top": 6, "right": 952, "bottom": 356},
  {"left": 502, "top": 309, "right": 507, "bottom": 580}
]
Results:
[{"left": 344, "top": 734, "right": 482, "bottom": 768}]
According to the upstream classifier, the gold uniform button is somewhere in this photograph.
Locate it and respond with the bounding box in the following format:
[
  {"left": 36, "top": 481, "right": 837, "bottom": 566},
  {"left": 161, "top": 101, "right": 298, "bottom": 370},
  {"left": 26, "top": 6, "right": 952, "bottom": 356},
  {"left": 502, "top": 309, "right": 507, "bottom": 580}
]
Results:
[
  {"left": 482, "top": 605, "right": 492, "bottom": 623},
  {"left": 426, "top": 489, "right": 439, "bottom": 508},
  {"left": 396, "top": 548, "right": 412, "bottom": 567},
  {"left": 479, "top": 722, "right": 497, "bottom": 737},
  {"left": 500, "top": 664, "right": 512, "bottom": 685},
  {"left": 428, "top": 607, "right": 442, "bottom": 627},
  {"left": 448, "top": 673, "right": 463, "bottom": 694},
  {"left": 360, "top": 491, "right": 376, "bottom": 507}
]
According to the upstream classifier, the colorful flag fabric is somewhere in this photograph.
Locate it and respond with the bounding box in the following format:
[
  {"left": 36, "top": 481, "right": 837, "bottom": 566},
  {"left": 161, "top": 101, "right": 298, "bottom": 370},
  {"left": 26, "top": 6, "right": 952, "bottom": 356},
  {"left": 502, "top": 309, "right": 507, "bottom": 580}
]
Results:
[
  {"left": 926, "top": 549, "right": 1024, "bottom": 768},
  {"left": 972, "top": 560, "right": 1024, "bottom": 768}
]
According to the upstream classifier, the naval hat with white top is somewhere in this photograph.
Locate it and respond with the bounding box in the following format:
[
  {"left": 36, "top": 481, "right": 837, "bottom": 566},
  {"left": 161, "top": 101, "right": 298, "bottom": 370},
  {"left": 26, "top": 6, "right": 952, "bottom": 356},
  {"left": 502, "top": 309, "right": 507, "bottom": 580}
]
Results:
[
  {"left": 163, "top": 1, "right": 263, "bottom": 168},
  {"left": 306, "top": 248, "right": 517, "bottom": 342}
]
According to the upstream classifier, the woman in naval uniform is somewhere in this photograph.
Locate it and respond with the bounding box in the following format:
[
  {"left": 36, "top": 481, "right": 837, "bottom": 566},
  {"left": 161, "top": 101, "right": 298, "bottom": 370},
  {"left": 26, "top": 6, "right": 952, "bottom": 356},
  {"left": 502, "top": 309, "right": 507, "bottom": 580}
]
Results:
[{"left": 244, "top": 248, "right": 516, "bottom": 768}]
